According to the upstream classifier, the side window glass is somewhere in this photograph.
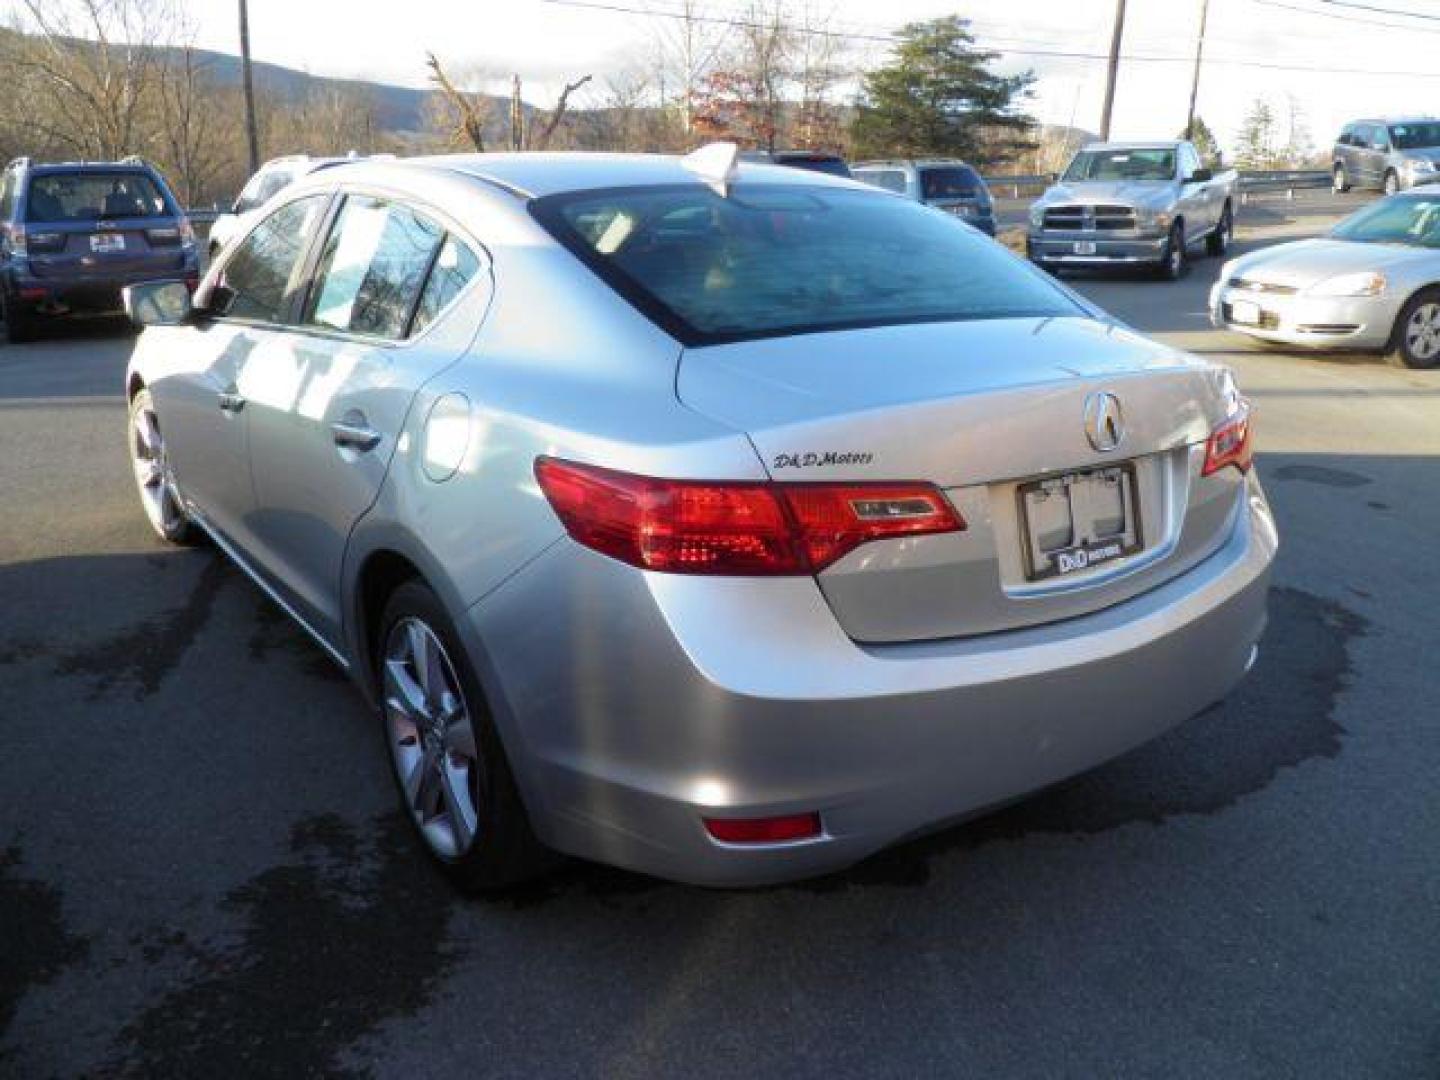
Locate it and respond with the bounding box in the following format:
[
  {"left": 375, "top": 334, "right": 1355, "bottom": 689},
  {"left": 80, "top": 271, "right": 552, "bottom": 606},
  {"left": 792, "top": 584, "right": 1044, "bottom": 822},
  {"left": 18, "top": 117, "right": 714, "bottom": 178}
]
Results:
[
  {"left": 215, "top": 195, "right": 328, "bottom": 323},
  {"left": 411, "top": 235, "right": 482, "bottom": 334},
  {"left": 0, "top": 173, "right": 14, "bottom": 221},
  {"left": 305, "top": 197, "right": 443, "bottom": 339}
]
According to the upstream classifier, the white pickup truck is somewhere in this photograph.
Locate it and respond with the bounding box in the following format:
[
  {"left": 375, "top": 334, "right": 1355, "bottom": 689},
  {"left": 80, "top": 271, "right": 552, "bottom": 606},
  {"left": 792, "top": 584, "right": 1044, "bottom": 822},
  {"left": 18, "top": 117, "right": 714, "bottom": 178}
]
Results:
[{"left": 1026, "top": 140, "right": 1238, "bottom": 280}]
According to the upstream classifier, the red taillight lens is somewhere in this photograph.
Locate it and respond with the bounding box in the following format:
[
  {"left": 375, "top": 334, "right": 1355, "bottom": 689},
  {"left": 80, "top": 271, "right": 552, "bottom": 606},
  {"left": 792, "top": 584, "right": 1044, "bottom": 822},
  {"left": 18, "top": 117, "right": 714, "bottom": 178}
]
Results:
[
  {"left": 534, "top": 457, "right": 964, "bottom": 576},
  {"left": 1202, "top": 400, "right": 1254, "bottom": 476},
  {"left": 704, "top": 813, "right": 822, "bottom": 843}
]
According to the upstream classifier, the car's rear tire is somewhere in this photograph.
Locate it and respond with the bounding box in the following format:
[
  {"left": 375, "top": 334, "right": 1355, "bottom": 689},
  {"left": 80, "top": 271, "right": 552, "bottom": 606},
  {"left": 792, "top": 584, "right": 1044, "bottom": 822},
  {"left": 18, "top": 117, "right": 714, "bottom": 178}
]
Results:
[
  {"left": 1158, "top": 222, "right": 1187, "bottom": 281},
  {"left": 376, "top": 579, "right": 550, "bottom": 892},
  {"left": 3, "top": 295, "right": 37, "bottom": 344},
  {"left": 127, "top": 389, "right": 197, "bottom": 544},
  {"left": 1206, "top": 204, "right": 1233, "bottom": 257},
  {"left": 1332, "top": 164, "right": 1350, "bottom": 194},
  {"left": 1383, "top": 169, "right": 1400, "bottom": 196},
  {"left": 1386, "top": 288, "right": 1440, "bottom": 369}
]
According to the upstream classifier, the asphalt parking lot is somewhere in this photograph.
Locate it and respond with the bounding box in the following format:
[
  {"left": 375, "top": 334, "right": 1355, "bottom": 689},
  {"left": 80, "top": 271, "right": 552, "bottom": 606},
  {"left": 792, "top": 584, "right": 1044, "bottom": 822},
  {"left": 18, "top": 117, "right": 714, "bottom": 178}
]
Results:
[{"left": 3, "top": 195, "right": 1438, "bottom": 1079}]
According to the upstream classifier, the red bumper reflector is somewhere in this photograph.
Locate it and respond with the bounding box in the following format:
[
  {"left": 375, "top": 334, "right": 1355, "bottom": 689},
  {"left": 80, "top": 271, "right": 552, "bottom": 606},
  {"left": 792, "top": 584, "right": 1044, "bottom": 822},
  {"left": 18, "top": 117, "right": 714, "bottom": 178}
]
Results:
[
  {"left": 704, "top": 813, "right": 822, "bottom": 844},
  {"left": 18, "top": 287, "right": 48, "bottom": 300}
]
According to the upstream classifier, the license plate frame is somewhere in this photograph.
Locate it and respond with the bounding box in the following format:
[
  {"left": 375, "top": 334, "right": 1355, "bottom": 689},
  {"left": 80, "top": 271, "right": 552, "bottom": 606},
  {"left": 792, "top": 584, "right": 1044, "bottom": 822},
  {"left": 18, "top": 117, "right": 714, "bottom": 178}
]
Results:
[
  {"left": 1229, "top": 298, "right": 1262, "bottom": 326},
  {"left": 1017, "top": 464, "right": 1143, "bottom": 582},
  {"left": 1072, "top": 240, "right": 1098, "bottom": 255},
  {"left": 90, "top": 232, "right": 126, "bottom": 253}
]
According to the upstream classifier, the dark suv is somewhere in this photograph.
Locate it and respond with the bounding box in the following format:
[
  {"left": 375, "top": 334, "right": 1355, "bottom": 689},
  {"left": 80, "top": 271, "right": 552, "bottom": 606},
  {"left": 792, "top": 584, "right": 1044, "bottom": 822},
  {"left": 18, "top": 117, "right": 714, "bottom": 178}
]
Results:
[{"left": 0, "top": 156, "right": 199, "bottom": 342}]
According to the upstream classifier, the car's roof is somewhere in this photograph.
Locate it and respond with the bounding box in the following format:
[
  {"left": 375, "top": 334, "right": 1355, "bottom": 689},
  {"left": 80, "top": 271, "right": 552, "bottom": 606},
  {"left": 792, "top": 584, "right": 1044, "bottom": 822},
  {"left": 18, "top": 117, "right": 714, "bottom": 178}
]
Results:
[
  {"left": 854, "top": 159, "right": 977, "bottom": 169},
  {"left": 401, "top": 152, "right": 861, "bottom": 199},
  {"left": 1347, "top": 116, "right": 1439, "bottom": 126},
  {"left": 25, "top": 161, "right": 157, "bottom": 174},
  {"left": 1076, "top": 141, "right": 1182, "bottom": 151}
]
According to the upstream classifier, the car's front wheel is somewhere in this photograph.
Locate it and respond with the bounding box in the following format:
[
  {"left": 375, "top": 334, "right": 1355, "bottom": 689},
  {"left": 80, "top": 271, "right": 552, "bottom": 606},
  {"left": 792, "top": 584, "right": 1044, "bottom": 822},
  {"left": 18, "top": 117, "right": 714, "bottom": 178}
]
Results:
[
  {"left": 377, "top": 579, "right": 548, "bottom": 891},
  {"left": 1387, "top": 288, "right": 1440, "bottom": 369},
  {"left": 1333, "top": 164, "right": 1350, "bottom": 194},
  {"left": 1158, "top": 222, "right": 1187, "bottom": 280},
  {"left": 1383, "top": 169, "right": 1400, "bottom": 196},
  {"left": 127, "top": 389, "right": 196, "bottom": 544}
]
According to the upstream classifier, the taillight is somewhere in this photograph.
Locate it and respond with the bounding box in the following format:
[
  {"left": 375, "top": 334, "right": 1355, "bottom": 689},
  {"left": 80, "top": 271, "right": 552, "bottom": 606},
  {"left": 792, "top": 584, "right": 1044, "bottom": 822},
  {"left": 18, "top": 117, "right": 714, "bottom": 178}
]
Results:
[
  {"left": 1202, "top": 399, "right": 1254, "bottom": 476},
  {"left": 12, "top": 227, "right": 64, "bottom": 254},
  {"left": 534, "top": 457, "right": 964, "bottom": 575}
]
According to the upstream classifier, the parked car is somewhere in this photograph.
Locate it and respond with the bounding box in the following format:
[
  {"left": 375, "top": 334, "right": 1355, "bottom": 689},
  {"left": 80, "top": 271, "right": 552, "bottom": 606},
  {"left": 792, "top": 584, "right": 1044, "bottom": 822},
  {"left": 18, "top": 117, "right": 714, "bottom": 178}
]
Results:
[
  {"left": 122, "top": 147, "right": 1275, "bottom": 890},
  {"left": 207, "top": 154, "right": 382, "bottom": 258},
  {"left": 852, "top": 159, "right": 996, "bottom": 235},
  {"left": 739, "top": 149, "right": 852, "bottom": 178},
  {"left": 0, "top": 156, "right": 197, "bottom": 343},
  {"left": 1211, "top": 190, "right": 1440, "bottom": 367},
  {"left": 1027, "top": 140, "right": 1237, "bottom": 279},
  {"left": 1332, "top": 117, "right": 1440, "bottom": 196}
]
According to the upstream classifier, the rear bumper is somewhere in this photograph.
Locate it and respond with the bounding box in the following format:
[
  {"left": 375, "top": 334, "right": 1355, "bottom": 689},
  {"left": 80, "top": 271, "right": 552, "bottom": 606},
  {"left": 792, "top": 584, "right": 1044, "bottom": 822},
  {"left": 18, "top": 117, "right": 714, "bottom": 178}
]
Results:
[
  {"left": 466, "top": 477, "right": 1276, "bottom": 886},
  {"left": 1208, "top": 281, "right": 1397, "bottom": 349},
  {"left": 1027, "top": 231, "right": 1167, "bottom": 266},
  {"left": 6, "top": 257, "right": 199, "bottom": 313}
]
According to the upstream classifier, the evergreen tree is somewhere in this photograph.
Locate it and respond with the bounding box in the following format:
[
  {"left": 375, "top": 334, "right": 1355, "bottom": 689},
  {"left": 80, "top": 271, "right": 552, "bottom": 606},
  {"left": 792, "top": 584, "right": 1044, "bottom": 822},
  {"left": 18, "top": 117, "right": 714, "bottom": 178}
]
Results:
[
  {"left": 1183, "top": 116, "right": 1222, "bottom": 166},
  {"left": 850, "top": 16, "right": 1035, "bottom": 166},
  {"left": 1235, "top": 99, "right": 1278, "bottom": 169}
]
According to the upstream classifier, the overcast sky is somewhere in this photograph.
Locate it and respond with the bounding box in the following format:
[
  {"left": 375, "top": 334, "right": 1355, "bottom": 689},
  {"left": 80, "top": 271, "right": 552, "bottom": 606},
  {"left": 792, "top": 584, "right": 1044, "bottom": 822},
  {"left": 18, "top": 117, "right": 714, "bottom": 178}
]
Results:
[{"left": 176, "top": 0, "right": 1440, "bottom": 155}]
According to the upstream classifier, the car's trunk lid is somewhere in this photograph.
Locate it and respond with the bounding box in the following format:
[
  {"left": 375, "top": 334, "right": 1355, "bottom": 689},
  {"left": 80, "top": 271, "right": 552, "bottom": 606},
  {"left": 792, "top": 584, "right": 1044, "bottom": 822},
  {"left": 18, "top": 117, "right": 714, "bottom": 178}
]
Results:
[{"left": 678, "top": 316, "right": 1245, "bottom": 642}]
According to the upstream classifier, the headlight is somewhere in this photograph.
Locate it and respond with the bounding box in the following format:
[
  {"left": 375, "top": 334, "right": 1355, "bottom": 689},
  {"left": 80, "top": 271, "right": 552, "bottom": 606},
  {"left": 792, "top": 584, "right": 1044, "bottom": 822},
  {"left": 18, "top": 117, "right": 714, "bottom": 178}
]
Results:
[
  {"left": 1136, "top": 206, "right": 1171, "bottom": 230},
  {"left": 1307, "top": 271, "right": 1387, "bottom": 297}
]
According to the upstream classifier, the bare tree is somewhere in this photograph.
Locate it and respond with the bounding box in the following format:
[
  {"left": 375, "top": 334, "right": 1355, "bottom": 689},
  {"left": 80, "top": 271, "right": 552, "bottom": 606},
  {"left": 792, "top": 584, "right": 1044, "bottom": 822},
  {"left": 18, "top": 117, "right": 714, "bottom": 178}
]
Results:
[
  {"left": 648, "top": 0, "right": 729, "bottom": 136},
  {"left": 530, "top": 74, "right": 593, "bottom": 151},
  {"left": 426, "top": 52, "right": 489, "bottom": 151},
  {"left": 791, "top": 2, "right": 848, "bottom": 151}
]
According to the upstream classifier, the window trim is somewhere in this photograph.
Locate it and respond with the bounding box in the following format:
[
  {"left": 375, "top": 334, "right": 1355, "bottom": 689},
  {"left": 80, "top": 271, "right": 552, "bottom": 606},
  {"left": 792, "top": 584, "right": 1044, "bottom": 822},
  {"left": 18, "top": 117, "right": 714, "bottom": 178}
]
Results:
[{"left": 529, "top": 182, "right": 1082, "bottom": 348}]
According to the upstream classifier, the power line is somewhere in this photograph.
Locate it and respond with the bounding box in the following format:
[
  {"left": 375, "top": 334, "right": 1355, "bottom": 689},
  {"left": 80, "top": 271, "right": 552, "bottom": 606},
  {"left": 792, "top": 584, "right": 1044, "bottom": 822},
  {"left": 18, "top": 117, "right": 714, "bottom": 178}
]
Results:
[
  {"left": 1313, "top": 0, "right": 1440, "bottom": 19},
  {"left": 1251, "top": 0, "right": 1440, "bottom": 31},
  {"left": 538, "top": 0, "right": 1440, "bottom": 79}
]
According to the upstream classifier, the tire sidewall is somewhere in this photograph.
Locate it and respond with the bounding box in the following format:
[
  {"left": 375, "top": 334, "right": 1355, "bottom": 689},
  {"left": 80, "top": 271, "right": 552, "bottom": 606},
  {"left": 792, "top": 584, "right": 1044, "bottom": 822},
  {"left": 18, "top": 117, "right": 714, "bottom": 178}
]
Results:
[
  {"left": 1333, "top": 165, "right": 1348, "bottom": 194},
  {"left": 128, "top": 389, "right": 193, "bottom": 543},
  {"left": 1384, "top": 170, "right": 1400, "bottom": 196},
  {"left": 1161, "top": 222, "right": 1186, "bottom": 280}
]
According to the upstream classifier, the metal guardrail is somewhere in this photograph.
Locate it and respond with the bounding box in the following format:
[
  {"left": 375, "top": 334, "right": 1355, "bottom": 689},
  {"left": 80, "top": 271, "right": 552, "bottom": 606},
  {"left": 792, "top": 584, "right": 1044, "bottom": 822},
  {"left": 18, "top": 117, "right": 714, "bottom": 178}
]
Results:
[{"left": 983, "top": 169, "right": 1332, "bottom": 201}]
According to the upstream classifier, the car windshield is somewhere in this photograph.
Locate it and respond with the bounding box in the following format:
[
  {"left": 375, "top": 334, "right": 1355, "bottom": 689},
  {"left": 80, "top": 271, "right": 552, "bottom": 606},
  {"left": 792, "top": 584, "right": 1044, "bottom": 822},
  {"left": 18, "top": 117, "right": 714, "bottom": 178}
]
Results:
[
  {"left": 1388, "top": 123, "right": 1440, "bottom": 150},
  {"left": 1063, "top": 149, "right": 1176, "bottom": 182},
  {"left": 921, "top": 166, "right": 982, "bottom": 200},
  {"left": 25, "top": 171, "right": 170, "bottom": 222},
  {"left": 1331, "top": 196, "right": 1440, "bottom": 248},
  {"left": 532, "top": 184, "right": 1078, "bottom": 344}
]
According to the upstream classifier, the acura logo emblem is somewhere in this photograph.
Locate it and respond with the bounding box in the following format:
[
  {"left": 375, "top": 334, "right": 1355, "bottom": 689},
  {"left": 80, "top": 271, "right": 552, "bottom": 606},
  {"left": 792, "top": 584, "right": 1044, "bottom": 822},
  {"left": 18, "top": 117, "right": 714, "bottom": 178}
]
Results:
[{"left": 1084, "top": 392, "right": 1125, "bottom": 453}]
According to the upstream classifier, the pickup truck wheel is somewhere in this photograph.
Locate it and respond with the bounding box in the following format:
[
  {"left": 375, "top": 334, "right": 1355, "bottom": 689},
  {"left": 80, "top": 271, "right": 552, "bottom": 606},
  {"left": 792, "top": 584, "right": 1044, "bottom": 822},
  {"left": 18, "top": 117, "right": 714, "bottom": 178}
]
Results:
[
  {"left": 1383, "top": 170, "right": 1400, "bottom": 196},
  {"left": 1158, "top": 222, "right": 1187, "bottom": 281},
  {"left": 1205, "top": 205, "right": 1233, "bottom": 257},
  {"left": 1387, "top": 288, "right": 1440, "bottom": 369},
  {"left": 1332, "top": 164, "right": 1350, "bottom": 193}
]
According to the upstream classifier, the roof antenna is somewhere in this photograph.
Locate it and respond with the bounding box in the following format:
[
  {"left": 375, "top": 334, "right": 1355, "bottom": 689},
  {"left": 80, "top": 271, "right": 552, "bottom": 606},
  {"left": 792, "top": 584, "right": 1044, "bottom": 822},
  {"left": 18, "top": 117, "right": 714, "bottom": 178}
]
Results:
[{"left": 681, "top": 141, "right": 740, "bottom": 196}]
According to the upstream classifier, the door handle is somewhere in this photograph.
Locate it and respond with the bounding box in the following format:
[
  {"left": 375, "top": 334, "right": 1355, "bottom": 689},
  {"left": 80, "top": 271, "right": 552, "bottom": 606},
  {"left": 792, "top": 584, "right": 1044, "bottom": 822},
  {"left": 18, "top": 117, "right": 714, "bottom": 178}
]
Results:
[
  {"left": 331, "top": 419, "right": 383, "bottom": 453},
  {"left": 218, "top": 390, "right": 246, "bottom": 413}
]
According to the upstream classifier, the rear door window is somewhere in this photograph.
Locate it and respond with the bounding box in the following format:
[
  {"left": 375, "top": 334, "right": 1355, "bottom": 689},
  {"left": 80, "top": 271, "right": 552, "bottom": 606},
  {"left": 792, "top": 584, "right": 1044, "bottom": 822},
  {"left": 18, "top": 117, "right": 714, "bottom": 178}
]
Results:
[
  {"left": 854, "top": 169, "right": 907, "bottom": 194},
  {"left": 25, "top": 172, "right": 171, "bottom": 222},
  {"left": 920, "top": 166, "right": 982, "bottom": 200},
  {"left": 304, "top": 196, "right": 444, "bottom": 339},
  {"left": 411, "top": 235, "right": 482, "bottom": 334},
  {"left": 214, "top": 195, "right": 329, "bottom": 323}
]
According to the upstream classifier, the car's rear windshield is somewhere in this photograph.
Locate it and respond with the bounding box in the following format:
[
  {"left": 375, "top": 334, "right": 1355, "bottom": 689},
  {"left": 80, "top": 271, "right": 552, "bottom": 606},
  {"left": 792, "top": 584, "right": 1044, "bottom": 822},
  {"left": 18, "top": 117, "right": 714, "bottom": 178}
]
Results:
[
  {"left": 25, "top": 171, "right": 172, "bottom": 223},
  {"left": 1063, "top": 149, "right": 1175, "bottom": 182},
  {"left": 920, "top": 166, "right": 983, "bottom": 200},
  {"left": 776, "top": 156, "right": 851, "bottom": 178},
  {"left": 853, "top": 168, "right": 907, "bottom": 194},
  {"left": 531, "top": 184, "right": 1078, "bottom": 345},
  {"left": 1389, "top": 123, "right": 1440, "bottom": 150},
  {"left": 1331, "top": 196, "right": 1440, "bottom": 248}
]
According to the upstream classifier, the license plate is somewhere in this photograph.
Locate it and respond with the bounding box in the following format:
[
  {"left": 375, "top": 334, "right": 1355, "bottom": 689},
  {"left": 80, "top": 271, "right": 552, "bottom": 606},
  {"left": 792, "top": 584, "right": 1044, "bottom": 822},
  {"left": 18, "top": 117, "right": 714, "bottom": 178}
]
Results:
[
  {"left": 90, "top": 233, "right": 125, "bottom": 253},
  {"left": 1018, "top": 465, "right": 1142, "bottom": 581},
  {"left": 1230, "top": 298, "right": 1261, "bottom": 325},
  {"left": 1072, "top": 240, "right": 1097, "bottom": 255}
]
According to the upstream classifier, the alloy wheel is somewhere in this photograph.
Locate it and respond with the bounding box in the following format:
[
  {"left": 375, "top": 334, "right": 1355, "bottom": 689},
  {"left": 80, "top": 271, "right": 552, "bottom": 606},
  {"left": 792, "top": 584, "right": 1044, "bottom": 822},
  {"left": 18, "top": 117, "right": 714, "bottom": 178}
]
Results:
[
  {"left": 1384, "top": 171, "right": 1400, "bottom": 196},
  {"left": 382, "top": 617, "right": 482, "bottom": 860},
  {"left": 1404, "top": 303, "right": 1440, "bottom": 363},
  {"left": 129, "top": 398, "right": 186, "bottom": 537}
]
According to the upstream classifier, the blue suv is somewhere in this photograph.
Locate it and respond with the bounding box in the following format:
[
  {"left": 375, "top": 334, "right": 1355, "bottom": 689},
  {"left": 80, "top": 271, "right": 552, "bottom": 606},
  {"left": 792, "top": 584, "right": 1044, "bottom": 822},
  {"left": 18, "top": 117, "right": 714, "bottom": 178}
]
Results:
[{"left": 0, "top": 157, "right": 199, "bottom": 343}]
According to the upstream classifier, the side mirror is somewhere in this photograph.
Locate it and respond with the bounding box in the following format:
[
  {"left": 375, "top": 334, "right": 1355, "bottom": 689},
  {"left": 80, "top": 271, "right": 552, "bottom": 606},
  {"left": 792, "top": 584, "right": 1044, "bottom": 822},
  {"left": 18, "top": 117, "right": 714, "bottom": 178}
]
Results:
[
  {"left": 1187, "top": 167, "right": 1213, "bottom": 183},
  {"left": 1048, "top": 171, "right": 1059, "bottom": 183},
  {"left": 123, "top": 280, "right": 193, "bottom": 327}
]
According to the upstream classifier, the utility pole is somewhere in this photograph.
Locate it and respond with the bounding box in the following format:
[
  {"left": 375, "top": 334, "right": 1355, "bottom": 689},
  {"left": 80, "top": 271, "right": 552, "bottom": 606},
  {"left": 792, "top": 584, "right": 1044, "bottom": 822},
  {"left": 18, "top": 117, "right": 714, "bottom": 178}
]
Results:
[
  {"left": 1185, "top": 0, "right": 1211, "bottom": 143},
  {"left": 510, "top": 74, "right": 523, "bottom": 151},
  {"left": 1099, "top": 0, "right": 1127, "bottom": 141},
  {"left": 238, "top": 0, "right": 260, "bottom": 173}
]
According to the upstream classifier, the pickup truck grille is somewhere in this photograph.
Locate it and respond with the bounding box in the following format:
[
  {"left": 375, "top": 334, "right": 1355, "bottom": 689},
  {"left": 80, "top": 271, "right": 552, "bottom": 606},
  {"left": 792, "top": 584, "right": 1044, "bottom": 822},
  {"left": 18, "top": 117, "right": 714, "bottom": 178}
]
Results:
[{"left": 1041, "top": 205, "right": 1137, "bottom": 231}]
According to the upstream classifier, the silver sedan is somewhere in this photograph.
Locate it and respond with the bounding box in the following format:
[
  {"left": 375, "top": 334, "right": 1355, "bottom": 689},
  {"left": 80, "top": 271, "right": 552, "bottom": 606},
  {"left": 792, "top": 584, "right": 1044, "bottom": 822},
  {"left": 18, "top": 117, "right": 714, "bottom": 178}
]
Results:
[
  {"left": 1211, "top": 191, "right": 1440, "bottom": 367},
  {"left": 122, "top": 148, "right": 1275, "bottom": 889}
]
